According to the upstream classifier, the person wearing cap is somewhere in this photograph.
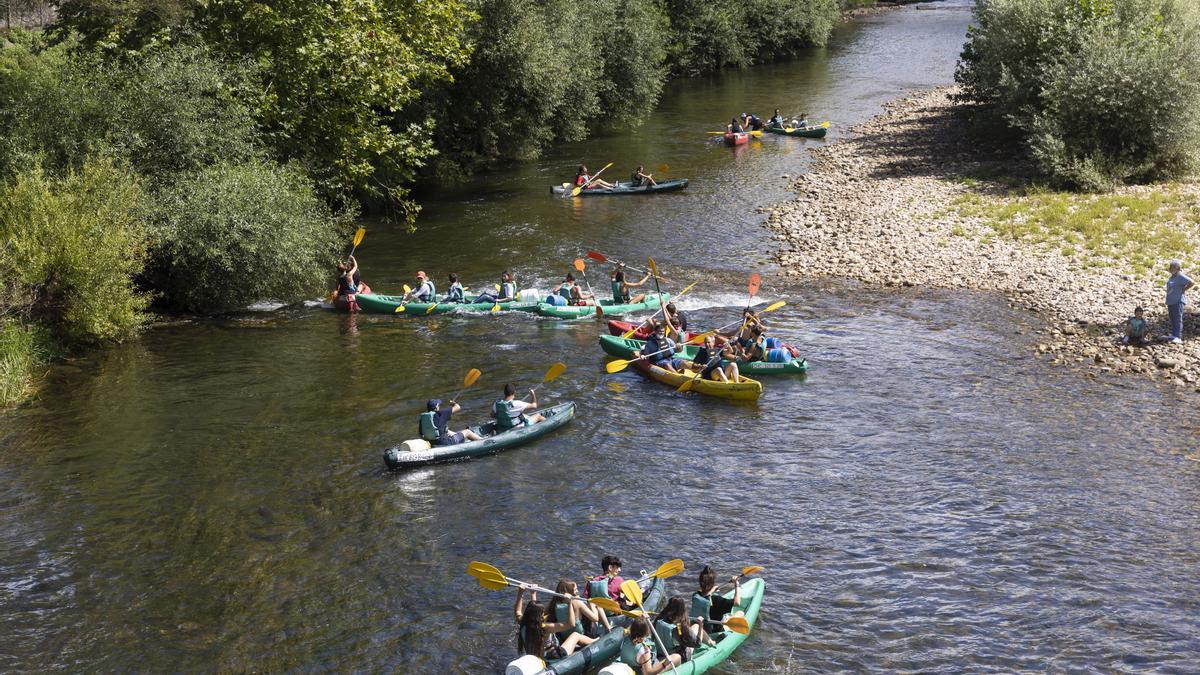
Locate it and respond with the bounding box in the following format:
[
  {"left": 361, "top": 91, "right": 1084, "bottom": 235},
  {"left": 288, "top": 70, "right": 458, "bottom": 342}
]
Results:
[
  {"left": 742, "top": 112, "right": 764, "bottom": 131},
  {"left": 610, "top": 264, "right": 649, "bottom": 304},
  {"left": 418, "top": 399, "right": 483, "bottom": 447},
  {"left": 403, "top": 271, "right": 436, "bottom": 303},
  {"left": 1164, "top": 259, "right": 1194, "bottom": 344}
]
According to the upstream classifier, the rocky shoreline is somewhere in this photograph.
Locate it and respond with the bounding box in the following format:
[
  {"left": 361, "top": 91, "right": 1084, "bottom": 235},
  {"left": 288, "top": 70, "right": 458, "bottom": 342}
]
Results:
[{"left": 765, "top": 86, "right": 1200, "bottom": 389}]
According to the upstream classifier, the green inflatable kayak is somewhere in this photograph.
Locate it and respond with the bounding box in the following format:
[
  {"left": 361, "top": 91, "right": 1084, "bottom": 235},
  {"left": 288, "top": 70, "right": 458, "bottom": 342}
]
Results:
[
  {"left": 764, "top": 125, "right": 827, "bottom": 139},
  {"left": 535, "top": 293, "right": 670, "bottom": 319},
  {"left": 383, "top": 402, "right": 574, "bottom": 469},
  {"left": 670, "top": 578, "right": 766, "bottom": 674},
  {"left": 355, "top": 293, "right": 540, "bottom": 315},
  {"left": 599, "top": 335, "right": 808, "bottom": 375},
  {"left": 520, "top": 576, "right": 668, "bottom": 675}
]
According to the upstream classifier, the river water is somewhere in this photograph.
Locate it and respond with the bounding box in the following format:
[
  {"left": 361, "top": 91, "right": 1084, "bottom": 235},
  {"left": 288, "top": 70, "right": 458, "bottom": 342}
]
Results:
[{"left": 3, "top": 2, "right": 1199, "bottom": 671}]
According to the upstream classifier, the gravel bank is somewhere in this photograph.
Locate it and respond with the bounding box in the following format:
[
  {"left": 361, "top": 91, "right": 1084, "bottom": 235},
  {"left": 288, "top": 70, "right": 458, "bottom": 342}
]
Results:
[{"left": 765, "top": 86, "right": 1200, "bottom": 388}]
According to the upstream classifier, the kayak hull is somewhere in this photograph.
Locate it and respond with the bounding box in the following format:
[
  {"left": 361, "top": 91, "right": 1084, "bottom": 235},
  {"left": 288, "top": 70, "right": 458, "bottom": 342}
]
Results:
[
  {"left": 601, "top": 334, "right": 807, "bottom": 375},
  {"left": 765, "top": 125, "right": 827, "bottom": 139},
  {"left": 356, "top": 293, "right": 539, "bottom": 315},
  {"left": 723, "top": 132, "right": 749, "bottom": 146},
  {"left": 672, "top": 578, "right": 766, "bottom": 674},
  {"left": 533, "top": 576, "right": 668, "bottom": 675},
  {"left": 551, "top": 179, "right": 689, "bottom": 196},
  {"left": 535, "top": 293, "right": 670, "bottom": 319},
  {"left": 382, "top": 402, "right": 574, "bottom": 469}
]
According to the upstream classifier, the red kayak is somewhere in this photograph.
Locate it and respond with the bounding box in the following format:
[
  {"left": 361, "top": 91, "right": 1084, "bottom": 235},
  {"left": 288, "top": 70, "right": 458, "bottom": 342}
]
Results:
[
  {"left": 607, "top": 319, "right": 802, "bottom": 357},
  {"left": 333, "top": 281, "right": 372, "bottom": 312},
  {"left": 724, "top": 132, "right": 749, "bottom": 147}
]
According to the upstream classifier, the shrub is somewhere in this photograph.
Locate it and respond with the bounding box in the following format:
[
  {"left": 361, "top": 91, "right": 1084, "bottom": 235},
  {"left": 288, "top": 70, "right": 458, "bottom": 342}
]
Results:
[
  {"left": 0, "top": 157, "right": 149, "bottom": 343},
  {"left": 956, "top": 0, "right": 1200, "bottom": 189},
  {"left": 0, "top": 321, "right": 51, "bottom": 407},
  {"left": 151, "top": 160, "right": 348, "bottom": 313}
]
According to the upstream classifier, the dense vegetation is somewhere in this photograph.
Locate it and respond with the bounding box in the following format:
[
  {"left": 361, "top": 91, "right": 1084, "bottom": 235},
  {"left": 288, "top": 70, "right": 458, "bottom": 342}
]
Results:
[
  {"left": 956, "top": 0, "right": 1200, "bottom": 190},
  {"left": 1, "top": 0, "right": 855, "bottom": 404}
]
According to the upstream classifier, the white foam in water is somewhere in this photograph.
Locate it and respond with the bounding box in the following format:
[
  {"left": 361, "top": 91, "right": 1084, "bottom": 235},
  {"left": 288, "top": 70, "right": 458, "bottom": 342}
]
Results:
[
  {"left": 670, "top": 291, "right": 778, "bottom": 312},
  {"left": 246, "top": 300, "right": 287, "bottom": 312}
]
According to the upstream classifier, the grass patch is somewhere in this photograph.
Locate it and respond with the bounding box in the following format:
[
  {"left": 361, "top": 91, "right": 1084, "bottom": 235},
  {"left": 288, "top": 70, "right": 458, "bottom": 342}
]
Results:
[
  {"left": 954, "top": 185, "right": 1200, "bottom": 277},
  {"left": 0, "top": 322, "right": 51, "bottom": 407}
]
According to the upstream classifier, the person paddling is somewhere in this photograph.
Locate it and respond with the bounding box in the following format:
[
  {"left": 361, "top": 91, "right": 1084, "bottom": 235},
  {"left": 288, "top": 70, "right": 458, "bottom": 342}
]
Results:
[
  {"left": 548, "top": 579, "right": 612, "bottom": 640},
  {"left": 403, "top": 270, "right": 435, "bottom": 303},
  {"left": 335, "top": 255, "right": 362, "bottom": 310},
  {"left": 575, "top": 164, "right": 613, "bottom": 191},
  {"left": 611, "top": 264, "right": 650, "bottom": 305},
  {"left": 636, "top": 322, "right": 685, "bottom": 374},
  {"left": 654, "top": 595, "right": 715, "bottom": 663},
  {"left": 624, "top": 617, "right": 681, "bottom": 674},
  {"left": 515, "top": 588, "right": 594, "bottom": 660},
  {"left": 726, "top": 117, "right": 744, "bottom": 134},
  {"left": 475, "top": 271, "right": 516, "bottom": 304},
  {"left": 419, "top": 399, "right": 483, "bottom": 447},
  {"left": 444, "top": 273, "right": 466, "bottom": 303},
  {"left": 584, "top": 554, "right": 627, "bottom": 606},
  {"left": 741, "top": 112, "right": 764, "bottom": 131},
  {"left": 692, "top": 335, "right": 740, "bottom": 383},
  {"left": 692, "top": 565, "right": 743, "bottom": 637},
  {"left": 493, "top": 383, "right": 546, "bottom": 430},
  {"left": 630, "top": 165, "right": 658, "bottom": 188},
  {"left": 767, "top": 109, "right": 785, "bottom": 128},
  {"left": 664, "top": 302, "right": 688, "bottom": 338}
]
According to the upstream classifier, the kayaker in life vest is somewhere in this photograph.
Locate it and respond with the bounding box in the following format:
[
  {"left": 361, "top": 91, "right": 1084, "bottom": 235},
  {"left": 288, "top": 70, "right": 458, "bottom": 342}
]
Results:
[
  {"left": 444, "top": 273, "right": 466, "bottom": 303},
  {"left": 741, "top": 112, "right": 764, "bottom": 131},
  {"left": 629, "top": 165, "right": 657, "bottom": 188},
  {"left": 692, "top": 565, "right": 743, "bottom": 637},
  {"left": 474, "top": 270, "right": 517, "bottom": 304},
  {"left": 793, "top": 112, "right": 809, "bottom": 128},
  {"left": 514, "top": 588, "right": 594, "bottom": 660},
  {"left": 403, "top": 270, "right": 436, "bottom": 303},
  {"left": 636, "top": 322, "right": 685, "bottom": 374},
  {"left": 664, "top": 302, "right": 688, "bottom": 337},
  {"left": 575, "top": 164, "right": 613, "bottom": 190},
  {"left": 611, "top": 265, "right": 649, "bottom": 304},
  {"left": 653, "top": 596, "right": 716, "bottom": 664},
  {"left": 547, "top": 579, "right": 612, "bottom": 640},
  {"left": 726, "top": 117, "right": 744, "bottom": 133},
  {"left": 555, "top": 273, "right": 594, "bottom": 306},
  {"left": 493, "top": 383, "right": 546, "bottom": 429},
  {"left": 420, "top": 399, "right": 483, "bottom": 447},
  {"left": 692, "top": 335, "right": 740, "bottom": 384},
  {"left": 741, "top": 324, "right": 768, "bottom": 362},
  {"left": 335, "top": 256, "right": 361, "bottom": 311},
  {"left": 624, "top": 617, "right": 680, "bottom": 674},
  {"left": 583, "top": 555, "right": 627, "bottom": 606},
  {"left": 768, "top": 109, "right": 785, "bottom": 128}
]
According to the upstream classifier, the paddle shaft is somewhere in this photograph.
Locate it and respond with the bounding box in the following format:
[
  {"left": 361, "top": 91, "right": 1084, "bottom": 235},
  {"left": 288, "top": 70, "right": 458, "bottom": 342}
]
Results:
[{"left": 571, "top": 163, "right": 613, "bottom": 196}]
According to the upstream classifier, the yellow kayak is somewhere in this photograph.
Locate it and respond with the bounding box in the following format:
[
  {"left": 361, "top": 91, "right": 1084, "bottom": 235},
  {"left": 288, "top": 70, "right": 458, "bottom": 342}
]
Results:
[{"left": 632, "top": 360, "right": 763, "bottom": 401}]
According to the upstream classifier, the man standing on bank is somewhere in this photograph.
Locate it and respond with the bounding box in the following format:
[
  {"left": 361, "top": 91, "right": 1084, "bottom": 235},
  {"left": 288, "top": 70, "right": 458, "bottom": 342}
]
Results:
[{"left": 1165, "top": 259, "right": 1194, "bottom": 344}]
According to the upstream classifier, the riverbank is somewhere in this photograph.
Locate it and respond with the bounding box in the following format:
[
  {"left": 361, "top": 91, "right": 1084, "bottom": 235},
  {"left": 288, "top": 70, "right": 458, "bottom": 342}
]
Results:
[{"left": 766, "top": 86, "right": 1200, "bottom": 388}]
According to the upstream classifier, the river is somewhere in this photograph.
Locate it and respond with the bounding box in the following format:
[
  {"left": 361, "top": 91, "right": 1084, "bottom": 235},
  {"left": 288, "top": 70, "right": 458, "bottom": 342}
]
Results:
[{"left": 2, "top": 1, "right": 1199, "bottom": 671}]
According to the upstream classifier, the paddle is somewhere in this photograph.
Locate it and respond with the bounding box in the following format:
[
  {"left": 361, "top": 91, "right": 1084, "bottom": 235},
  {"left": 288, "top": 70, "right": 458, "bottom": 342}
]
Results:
[
  {"left": 468, "top": 562, "right": 572, "bottom": 599},
  {"left": 707, "top": 130, "right": 763, "bottom": 138},
  {"left": 658, "top": 163, "right": 669, "bottom": 173},
  {"left": 394, "top": 284, "right": 415, "bottom": 313},
  {"left": 620, "top": 579, "right": 680, "bottom": 675},
  {"left": 675, "top": 351, "right": 727, "bottom": 394},
  {"left": 683, "top": 300, "right": 786, "bottom": 345},
  {"left": 588, "top": 596, "right": 650, "bottom": 619},
  {"left": 570, "top": 162, "right": 613, "bottom": 197},
  {"left": 586, "top": 251, "right": 665, "bottom": 281},
  {"left": 604, "top": 345, "right": 679, "bottom": 374},
  {"left": 648, "top": 257, "right": 668, "bottom": 332},
  {"left": 327, "top": 227, "right": 368, "bottom": 301},
  {"left": 634, "top": 559, "right": 685, "bottom": 583},
  {"left": 718, "top": 566, "right": 764, "bottom": 590},
  {"left": 709, "top": 616, "right": 750, "bottom": 634},
  {"left": 525, "top": 362, "right": 566, "bottom": 399},
  {"left": 448, "top": 368, "right": 482, "bottom": 404},
  {"left": 573, "top": 258, "right": 594, "bottom": 298},
  {"left": 620, "top": 281, "right": 699, "bottom": 339}
]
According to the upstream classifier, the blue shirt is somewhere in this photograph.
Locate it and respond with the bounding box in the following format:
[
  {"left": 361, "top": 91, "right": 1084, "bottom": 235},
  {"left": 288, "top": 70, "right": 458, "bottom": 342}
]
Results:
[{"left": 1166, "top": 272, "right": 1192, "bottom": 305}]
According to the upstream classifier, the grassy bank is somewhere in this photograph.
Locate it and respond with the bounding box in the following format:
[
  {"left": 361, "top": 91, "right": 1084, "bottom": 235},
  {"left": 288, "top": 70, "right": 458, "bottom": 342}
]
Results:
[
  {"left": 954, "top": 184, "right": 1200, "bottom": 277},
  {"left": 0, "top": 321, "right": 51, "bottom": 407}
]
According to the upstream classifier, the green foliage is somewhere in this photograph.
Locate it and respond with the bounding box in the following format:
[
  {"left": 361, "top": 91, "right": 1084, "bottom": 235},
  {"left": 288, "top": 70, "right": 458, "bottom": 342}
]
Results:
[
  {"left": 0, "top": 321, "right": 51, "bottom": 407},
  {"left": 0, "top": 33, "right": 261, "bottom": 185},
  {"left": 0, "top": 157, "right": 149, "bottom": 343},
  {"left": 664, "top": 0, "right": 838, "bottom": 75},
  {"left": 956, "top": 0, "right": 1200, "bottom": 189},
  {"left": 151, "top": 160, "right": 347, "bottom": 314}
]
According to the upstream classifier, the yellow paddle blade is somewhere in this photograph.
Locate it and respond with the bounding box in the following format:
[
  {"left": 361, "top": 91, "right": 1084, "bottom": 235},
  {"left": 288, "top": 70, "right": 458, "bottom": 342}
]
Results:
[
  {"left": 467, "top": 561, "right": 502, "bottom": 579},
  {"left": 676, "top": 378, "right": 697, "bottom": 394},
  {"left": 494, "top": 283, "right": 501, "bottom": 291},
  {"left": 463, "top": 368, "right": 482, "bottom": 388},
  {"left": 620, "top": 327, "right": 639, "bottom": 339},
  {"left": 403, "top": 284, "right": 412, "bottom": 294},
  {"left": 425, "top": 304, "right": 438, "bottom": 314},
  {"left": 658, "top": 163, "right": 669, "bottom": 173},
  {"left": 543, "top": 362, "right": 567, "bottom": 383},
  {"left": 706, "top": 131, "right": 725, "bottom": 135},
  {"left": 822, "top": 121, "right": 831, "bottom": 128},
  {"left": 750, "top": 130, "right": 763, "bottom": 137},
  {"left": 476, "top": 572, "right": 510, "bottom": 591},
  {"left": 619, "top": 579, "right": 644, "bottom": 608},
  {"left": 724, "top": 616, "right": 750, "bottom": 635},
  {"left": 762, "top": 300, "right": 786, "bottom": 313},
  {"left": 647, "top": 257, "right": 658, "bottom": 278},
  {"left": 394, "top": 305, "right": 405, "bottom": 313},
  {"left": 683, "top": 331, "right": 711, "bottom": 345},
  {"left": 491, "top": 304, "right": 501, "bottom": 312},
  {"left": 740, "top": 565, "right": 764, "bottom": 576},
  {"left": 588, "top": 597, "right": 623, "bottom": 613},
  {"left": 574, "top": 258, "right": 586, "bottom": 273},
  {"left": 650, "top": 559, "right": 685, "bottom": 579},
  {"left": 606, "top": 358, "right": 632, "bottom": 374},
  {"left": 352, "top": 226, "right": 366, "bottom": 247}
]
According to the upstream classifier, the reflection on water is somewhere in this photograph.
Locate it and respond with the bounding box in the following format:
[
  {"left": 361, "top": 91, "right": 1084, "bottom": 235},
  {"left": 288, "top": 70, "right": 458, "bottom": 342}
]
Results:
[{"left": 3, "top": 2, "right": 1199, "bottom": 671}]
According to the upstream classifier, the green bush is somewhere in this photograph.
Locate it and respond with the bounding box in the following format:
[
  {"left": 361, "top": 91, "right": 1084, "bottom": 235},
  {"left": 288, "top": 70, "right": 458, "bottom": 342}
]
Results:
[
  {"left": 0, "top": 157, "right": 149, "bottom": 343},
  {"left": 151, "top": 160, "right": 348, "bottom": 313},
  {"left": 957, "top": 0, "right": 1200, "bottom": 189},
  {"left": 0, "top": 321, "right": 51, "bottom": 407}
]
